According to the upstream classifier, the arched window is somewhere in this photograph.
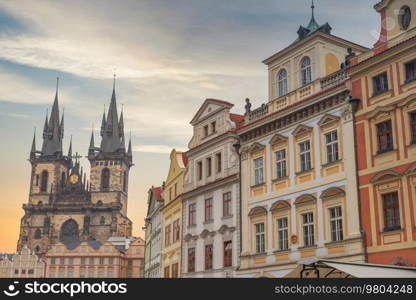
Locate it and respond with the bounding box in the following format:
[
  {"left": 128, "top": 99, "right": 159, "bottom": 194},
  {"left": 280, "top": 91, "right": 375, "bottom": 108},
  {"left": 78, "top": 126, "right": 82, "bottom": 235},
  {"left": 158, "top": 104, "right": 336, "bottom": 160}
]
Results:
[
  {"left": 34, "top": 229, "right": 42, "bottom": 239},
  {"left": 123, "top": 171, "right": 127, "bottom": 192},
  {"left": 61, "top": 172, "right": 66, "bottom": 188},
  {"left": 40, "top": 170, "right": 48, "bottom": 192},
  {"left": 277, "top": 69, "right": 288, "bottom": 97},
  {"left": 101, "top": 168, "right": 110, "bottom": 190},
  {"left": 35, "top": 245, "right": 40, "bottom": 253},
  {"left": 100, "top": 216, "right": 105, "bottom": 225},
  {"left": 60, "top": 219, "right": 79, "bottom": 244},
  {"left": 300, "top": 56, "right": 312, "bottom": 86}
]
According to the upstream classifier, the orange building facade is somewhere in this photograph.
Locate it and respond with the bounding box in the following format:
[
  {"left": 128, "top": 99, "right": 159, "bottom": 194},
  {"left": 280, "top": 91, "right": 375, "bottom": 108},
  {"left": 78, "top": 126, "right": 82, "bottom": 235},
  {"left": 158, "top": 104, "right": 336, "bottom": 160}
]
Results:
[{"left": 348, "top": 0, "right": 416, "bottom": 266}]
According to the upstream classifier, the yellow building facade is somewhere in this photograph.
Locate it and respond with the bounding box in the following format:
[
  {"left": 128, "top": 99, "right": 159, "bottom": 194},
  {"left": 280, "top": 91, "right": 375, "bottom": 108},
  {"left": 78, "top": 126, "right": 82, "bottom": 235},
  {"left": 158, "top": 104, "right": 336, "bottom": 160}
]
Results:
[
  {"left": 236, "top": 6, "right": 368, "bottom": 278},
  {"left": 161, "top": 149, "right": 187, "bottom": 278}
]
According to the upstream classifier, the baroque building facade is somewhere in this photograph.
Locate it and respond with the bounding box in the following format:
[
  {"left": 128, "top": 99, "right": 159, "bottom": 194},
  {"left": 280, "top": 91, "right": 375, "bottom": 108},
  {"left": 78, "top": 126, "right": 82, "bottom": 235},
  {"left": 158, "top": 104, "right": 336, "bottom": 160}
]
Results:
[
  {"left": 0, "top": 246, "right": 45, "bottom": 278},
  {"left": 44, "top": 237, "right": 144, "bottom": 278},
  {"left": 348, "top": 0, "right": 416, "bottom": 266},
  {"left": 144, "top": 186, "right": 164, "bottom": 277},
  {"left": 236, "top": 4, "right": 368, "bottom": 277},
  {"left": 181, "top": 99, "right": 244, "bottom": 278},
  {"left": 17, "top": 79, "right": 133, "bottom": 257},
  {"left": 161, "top": 149, "right": 187, "bottom": 277}
]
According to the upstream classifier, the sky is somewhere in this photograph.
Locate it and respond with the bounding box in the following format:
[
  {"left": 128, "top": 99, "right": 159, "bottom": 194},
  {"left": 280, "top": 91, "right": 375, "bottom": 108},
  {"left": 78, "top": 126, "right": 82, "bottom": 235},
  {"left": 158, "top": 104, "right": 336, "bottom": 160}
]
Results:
[{"left": 0, "top": 0, "right": 381, "bottom": 253}]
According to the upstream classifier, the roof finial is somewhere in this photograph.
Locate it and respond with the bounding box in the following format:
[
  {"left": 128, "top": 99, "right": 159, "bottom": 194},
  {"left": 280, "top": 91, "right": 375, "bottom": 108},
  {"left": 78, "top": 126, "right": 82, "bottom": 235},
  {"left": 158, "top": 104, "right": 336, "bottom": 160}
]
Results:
[
  {"left": 55, "top": 77, "right": 59, "bottom": 99},
  {"left": 113, "top": 73, "right": 116, "bottom": 91},
  {"left": 311, "top": 0, "right": 315, "bottom": 19}
]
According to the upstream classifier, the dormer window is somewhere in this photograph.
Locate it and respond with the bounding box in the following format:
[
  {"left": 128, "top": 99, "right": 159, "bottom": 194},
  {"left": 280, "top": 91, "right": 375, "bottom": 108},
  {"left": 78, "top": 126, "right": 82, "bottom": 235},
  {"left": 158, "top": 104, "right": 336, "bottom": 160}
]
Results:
[
  {"left": 300, "top": 57, "right": 312, "bottom": 86},
  {"left": 278, "top": 69, "right": 288, "bottom": 97}
]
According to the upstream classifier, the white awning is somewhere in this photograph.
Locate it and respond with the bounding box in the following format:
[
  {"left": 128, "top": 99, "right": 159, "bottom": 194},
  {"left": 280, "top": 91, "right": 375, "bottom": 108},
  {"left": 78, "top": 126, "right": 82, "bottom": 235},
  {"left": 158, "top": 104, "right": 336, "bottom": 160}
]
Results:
[{"left": 284, "top": 259, "right": 416, "bottom": 278}]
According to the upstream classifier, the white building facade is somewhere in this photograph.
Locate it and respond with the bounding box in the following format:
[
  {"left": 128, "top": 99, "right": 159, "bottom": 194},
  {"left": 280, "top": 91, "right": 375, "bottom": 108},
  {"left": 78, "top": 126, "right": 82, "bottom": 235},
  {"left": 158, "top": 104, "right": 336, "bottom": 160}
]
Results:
[{"left": 181, "top": 99, "right": 243, "bottom": 278}]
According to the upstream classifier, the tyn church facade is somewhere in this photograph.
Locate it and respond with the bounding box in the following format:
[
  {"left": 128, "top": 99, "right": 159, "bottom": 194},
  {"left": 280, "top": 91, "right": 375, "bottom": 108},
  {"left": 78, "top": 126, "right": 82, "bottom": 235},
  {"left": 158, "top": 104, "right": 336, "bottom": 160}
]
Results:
[{"left": 17, "top": 79, "right": 133, "bottom": 257}]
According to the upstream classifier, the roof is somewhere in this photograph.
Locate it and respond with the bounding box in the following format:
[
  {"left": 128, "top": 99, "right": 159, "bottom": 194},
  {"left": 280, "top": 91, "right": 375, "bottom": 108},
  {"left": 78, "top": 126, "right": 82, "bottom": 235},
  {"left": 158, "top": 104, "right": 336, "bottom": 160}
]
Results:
[
  {"left": 64, "top": 239, "right": 102, "bottom": 250},
  {"left": 190, "top": 98, "right": 234, "bottom": 125},
  {"left": 284, "top": 259, "right": 416, "bottom": 278},
  {"left": 182, "top": 152, "right": 188, "bottom": 167},
  {"left": 150, "top": 186, "right": 163, "bottom": 201},
  {"left": 230, "top": 113, "right": 245, "bottom": 129}
]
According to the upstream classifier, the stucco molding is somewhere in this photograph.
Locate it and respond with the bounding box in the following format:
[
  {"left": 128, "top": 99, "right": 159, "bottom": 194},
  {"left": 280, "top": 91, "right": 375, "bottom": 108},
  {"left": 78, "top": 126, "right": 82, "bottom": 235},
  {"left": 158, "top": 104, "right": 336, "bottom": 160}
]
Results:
[
  {"left": 248, "top": 206, "right": 268, "bottom": 217},
  {"left": 317, "top": 114, "right": 340, "bottom": 127},
  {"left": 397, "top": 93, "right": 416, "bottom": 109},
  {"left": 269, "top": 200, "right": 291, "bottom": 212},
  {"left": 269, "top": 134, "right": 288, "bottom": 146},
  {"left": 405, "top": 163, "right": 416, "bottom": 176},
  {"left": 292, "top": 124, "right": 313, "bottom": 137},
  {"left": 294, "top": 194, "right": 317, "bottom": 206},
  {"left": 218, "top": 225, "right": 236, "bottom": 234},
  {"left": 365, "top": 104, "right": 396, "bottom": 120},
  {"left": 370, "top": 169, "right": 402, "bottom": 184},
  {"left": 320, "top": 187, "right": 345, "bottom": 200},
  {"left": 248, "top": 142, "right": 266, "bottom": 154}
]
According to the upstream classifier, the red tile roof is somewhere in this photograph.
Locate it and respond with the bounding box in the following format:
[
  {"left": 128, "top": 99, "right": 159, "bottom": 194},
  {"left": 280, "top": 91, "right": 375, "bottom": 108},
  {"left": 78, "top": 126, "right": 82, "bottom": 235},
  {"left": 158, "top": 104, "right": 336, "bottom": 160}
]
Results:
[
  {"left": 150, "top": 186, "right": 163, "bottom": 201},
  {"left": 230, "top": 113, "right": 245, "bottom": 129},
  {"left": 182, "top": 152, "right": 189, "bottom": 167}
]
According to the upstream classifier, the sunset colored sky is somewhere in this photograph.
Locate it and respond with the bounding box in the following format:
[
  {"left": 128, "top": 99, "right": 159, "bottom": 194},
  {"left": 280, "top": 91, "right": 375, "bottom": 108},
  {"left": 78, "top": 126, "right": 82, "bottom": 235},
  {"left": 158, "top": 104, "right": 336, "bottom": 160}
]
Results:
[{"left": 0, "top": 0, "right": 380, "bottom": 253}]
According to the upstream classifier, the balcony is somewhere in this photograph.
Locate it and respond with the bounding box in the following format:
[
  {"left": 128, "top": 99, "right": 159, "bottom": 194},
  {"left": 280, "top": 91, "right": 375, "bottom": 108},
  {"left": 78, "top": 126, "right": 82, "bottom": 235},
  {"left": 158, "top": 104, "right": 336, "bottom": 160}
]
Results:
[
  {"left": 320, "top": 69, "right": 347, "bottom": 90},
  {"left": 246, "top": 104, "right": 268, "bottom": 122}
]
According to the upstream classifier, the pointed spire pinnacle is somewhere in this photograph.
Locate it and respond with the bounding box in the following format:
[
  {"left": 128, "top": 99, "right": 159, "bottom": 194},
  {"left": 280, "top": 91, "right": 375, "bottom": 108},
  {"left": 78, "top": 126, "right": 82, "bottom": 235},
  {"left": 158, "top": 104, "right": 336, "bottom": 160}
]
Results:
[
  {"left": 68, "top": 134, "right": 72, "bottom": 157},
  {"left": 89, "top": 126, "right": 95, "bottom": 153},
  {"left": 127, "top": 131, "right": 132, "bottom": 157},
  {"left": 55, "top": 77, "right": 59, "bottom": 100},
  {"left": 43, "top": 109, "right": 49, "bottom": 134},
  {"left": 307, "top": 0, "right": 319, "bottom": 31},
  {"left": 30, "top": 127, "right": 37, "bottom": 160}
]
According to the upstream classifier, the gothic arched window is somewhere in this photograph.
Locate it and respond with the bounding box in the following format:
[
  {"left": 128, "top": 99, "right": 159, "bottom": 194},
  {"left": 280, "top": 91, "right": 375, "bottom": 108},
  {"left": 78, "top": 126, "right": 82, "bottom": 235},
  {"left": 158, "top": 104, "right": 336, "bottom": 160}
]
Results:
[
  {"left": 34, "top": 229, "right": 42, "bottom": 239},
  {"left": 100, "top": 216, "right": 105, "bottom": 225},
  {"left": 101, "top": 168, "right": 110, "bottom": 190},
  {"left": 40, "top": 170, "right": 48, "bottom": 192},
  {"left": 300, "top": 56, "right": 312, "bottom": 86},
  {"left": 278, "top": 69, "right": 288, "bottom": 97},
  {"left": 60, "top": 219, "right": 79, "bottom": 244},
  {"left": 123, "top": 171, "right": 127, "bottom": 192}
]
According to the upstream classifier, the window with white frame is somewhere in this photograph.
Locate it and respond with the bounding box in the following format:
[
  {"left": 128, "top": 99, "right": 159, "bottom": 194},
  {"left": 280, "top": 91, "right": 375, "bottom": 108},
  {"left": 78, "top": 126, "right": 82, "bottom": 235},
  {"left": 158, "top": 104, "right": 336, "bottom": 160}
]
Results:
[
  {"left": 300, "top": 57, "right": 312, "bottom": 86},
  {"left": 254, "top": 157, "right": 264, "bottom": 185},
  {"left": 278, "top": 69, "right": 288, "bottom": 97},
  {"left": 299, "top": 140, "right": 311, "bottom": 172},
  {"left": 325, "top": 130, "right": 339, "bottom": 163},
  {"left": 329, "top": 206, "right": 343, "bottom": 242},
  {"left": 275, "top": 149, "right": 287, "bottom": 178},
  {"left": 255, "top": 223, "right": 265, "bottom": 253},
  {"left": 302, "top": 212, "right": 314, "bottom": 247},
  {"left": 277, "top": 217, "right": 289, "bottom": 250}
]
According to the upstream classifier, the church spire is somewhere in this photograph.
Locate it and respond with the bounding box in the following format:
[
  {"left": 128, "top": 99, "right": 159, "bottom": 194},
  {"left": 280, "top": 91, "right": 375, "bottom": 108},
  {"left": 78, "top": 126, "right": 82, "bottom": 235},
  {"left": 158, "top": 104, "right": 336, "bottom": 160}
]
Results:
[
  {"left": 41, "top": 77, "right": 64, "bottom": 157},
  {"left": 30, "top": 128, "right": 37, "bottom": 160},
  {"left": 68, "top": 134, "right": 72, "bottom": 158},
  {"left": 127, "top": 132, "right": 132, "bottom": 158},
  {"left": 306, "top": 0, "right": 319, "bottom": 32},
  {"left": 89, "top": 127, "right": 95, "bottom": 154},
  {"left": 100, "top": 74, "right": 123, "bottom": 153}
]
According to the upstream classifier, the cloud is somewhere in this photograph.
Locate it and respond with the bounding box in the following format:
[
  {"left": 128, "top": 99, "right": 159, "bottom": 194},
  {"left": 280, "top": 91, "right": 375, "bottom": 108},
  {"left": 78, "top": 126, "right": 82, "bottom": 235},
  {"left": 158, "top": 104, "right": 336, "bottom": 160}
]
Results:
[
  {"left": 0, "top": 112, "right": 30, "bottom": 119},
  {"left": 133, "top": 144, "right": 187, "bottom": 154}
]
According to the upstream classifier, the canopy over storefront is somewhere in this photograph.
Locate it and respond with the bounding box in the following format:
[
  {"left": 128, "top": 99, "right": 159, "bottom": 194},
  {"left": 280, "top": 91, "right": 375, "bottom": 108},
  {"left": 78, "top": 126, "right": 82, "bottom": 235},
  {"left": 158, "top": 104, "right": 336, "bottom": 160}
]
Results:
[{"left": 284, "top": 259, "right": 416, "bottom": 278}]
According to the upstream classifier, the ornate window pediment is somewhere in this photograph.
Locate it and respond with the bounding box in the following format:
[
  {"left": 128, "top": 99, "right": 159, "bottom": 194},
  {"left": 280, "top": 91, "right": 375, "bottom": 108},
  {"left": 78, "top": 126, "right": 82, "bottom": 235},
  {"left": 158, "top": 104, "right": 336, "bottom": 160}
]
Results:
[
  {"left": 218, "top": 225, "right": 236, "bottom": 234},
  {"left": 405, "top": 163, "right": 416, "bottom": 176},
  {"left": 294, "top": 194, "right": 317, "bottom": 206},
  {"left": 269, "top": 134, "right": 288, "bottom": 146},
  {"left": 248, "top": 142, "right": 265, "bottom": 154},
  {"left": 292, "top": 124, "right": 312, "bottom": 138},
  {"left": 248, "top": 206, "right": 267, "bottom": 217},
  {"left": 200, "top": 229, "right": 216, "bottom": 239},
  {"left": 270, "top": 200, "right": 291, "bottom": 212},
  {"left": 365, "top": 104, "right": 396, "bottom": 121},
  {"left": 370, "top": 169, "right": 402, "bottom": 184},
  {"left": 398, "top": 93, "right": 416, "bottom": 109},
  {"left": 318, "top": 114, "right": 340, "bottom": 127},
  {"left": 320, "top": 187, "right": 345, "bottom": 199}
]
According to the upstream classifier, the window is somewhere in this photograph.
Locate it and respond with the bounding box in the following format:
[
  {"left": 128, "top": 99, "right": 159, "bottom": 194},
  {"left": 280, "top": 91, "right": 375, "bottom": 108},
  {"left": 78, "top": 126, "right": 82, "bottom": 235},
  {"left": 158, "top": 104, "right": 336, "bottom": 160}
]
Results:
[
  {"left": 373, "top": 72, "right": 389, "bottom": 95},
  {"left": 211, "top": 121, "right": 216, "bottom": 133},
  {"left": 189, "top": 203, "right": 196, "bottom": 226},
  {"left": 197, "top": 161, "right": 203, "bottom": 181},
  {"left": 164, "top": 266, "right": 170, "bottom": 278},
  {"left": 28, "top": 269, "right": 34, "bottom": 275},
  {"left": 107, "top": 269, "right": 113, "bottom": 278},
  {"left": 277, "top": 217, "right": 289, "bottom": 250},
  {"left": 101, "top": 168, "right": 110, "bottom": 190},
  {"left": 223, "top": 241, "right": 233, "bottom": 268},
  {"left": 405, "top": 60, "right": 416, "bottom": 83},
  {"left": 205, "top": 198, "right": 213, "bottom": 222},
  {"left": 254, "top": 157, "right": 264, "bottom": 185},
  {"left": 165, "top": 224, "right": 171, "bottom": 246},
  {"left": 67, "top": 269, "right": 74, "bottom": 278},
  {"left": 223, "top": 192, "right": 232, "bottom": 217},
  {"left": 123, "top": 171, "right": 127, "bottom": 192},
  {"left": 275, "top": 149, "right": 287, "bottom": 178},
  {"left": 302, "top": 212, "right": 314, "bottom": 247},
  {"left": 61, "top": 172, "right": 66, "bottom": 188},
  {"left": 325, "top": 130, "right": 339, "bottom": 163},
  {"left": 205, "top": 244, "right": 213, "bottom": 270},
  {"left": 60, "top": 257, "right": 65, "bottom": 265},
  {"left": 216, "top": 153, "right": 222, "bottom": 173},
  {"left": 169, "top": 187, "right": 172, "bottom": 201},
  {"left": 278, "top": 69, "right": 288, "bottom": 97},
  {"left": 34, "top": 229, "right": 42, "bottom": 239},
  {"left": 108, "top": 257, "right": 113, "bottom": 265},
  {"left": 14, "top": 269, "right": 18, "bottom": 275},
  {"left": 411, "top": 112, "right": 416, "bottom": 144},
  {"left": 255, "top": 223, "right": 265, "bottom": 254},
  {"left": 329, "top": 206, "right": 343, "bottom": 242},
  {"left": 99, "top": 257, "right": 104, "bottom": 265},
  {"left": 40, "top": 170, "right": 48, "bottom": 192},
  {"left": 50, "top": 257, "right": 56, "bottom": 265},
  {"left": 89, "top": 258, "right": 94, "bottom": 265},
  {"left": 188, "top": 248, "right": 195, "bottom": 272},
  {"left": 171, "top": 263, "right": 179, "bottom": 278},
  {"left": 173, "top": 219, "right": 180, "bottom": 242},
  {"left": 204, "top": 125, "right": 209, "bottom": 137},
  {"left": 81, "top": 257, "right": 86, "bottom": 265},
  {"left": 35, "top": 245, "right": 40, "bottom": 253},
  {"left": 88, "top": 269, "right": 94, "bottom": 277},
  {"left": 383, "top": 192, "right": 401, "bottom": 231},
  {"left": 206, "top": 157, "right": 212, "bottom": 177},
  {"left": 299, "top": 140, "right": 312, "bottom": 172},
  {"left": 68, "top": 258, "right": 74, "bottom": 265},
  {"left": 35, "top": 174, "right": 39, "bottom": 186},
  {"left": 300, "top": 57, "right": 312, "bottom": 86},
  {"left": 59, "top": 269, "right": 65, "bottom": 278},
  {"left": 377, "top": 120, "right": 393, "bottom": 153},
  {"left": 22, "top": 269, "right": 26, "bottom": 275},
  {"left": 127, "top": 260, "right": 133, "bottom": 268},
  {"left": 399, "top": 5, "right": 412, "bottom": 31},
  {"left": 100, "top": 216, "right": 105, "bottom": 225}
]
